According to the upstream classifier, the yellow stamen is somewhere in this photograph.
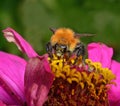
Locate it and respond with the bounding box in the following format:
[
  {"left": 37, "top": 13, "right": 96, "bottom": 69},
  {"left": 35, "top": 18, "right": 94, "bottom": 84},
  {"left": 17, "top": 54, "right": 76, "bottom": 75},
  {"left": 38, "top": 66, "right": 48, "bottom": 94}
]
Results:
[{"left": 44, "top": 54, "right": 116, "bottom": 106}]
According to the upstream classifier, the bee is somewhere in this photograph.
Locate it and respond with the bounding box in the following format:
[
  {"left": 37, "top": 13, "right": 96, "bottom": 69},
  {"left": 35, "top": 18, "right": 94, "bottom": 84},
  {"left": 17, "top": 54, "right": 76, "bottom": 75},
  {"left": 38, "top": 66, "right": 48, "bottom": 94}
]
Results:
[{"left": 46, "top": 28, "right": 94, "bottom": 59}]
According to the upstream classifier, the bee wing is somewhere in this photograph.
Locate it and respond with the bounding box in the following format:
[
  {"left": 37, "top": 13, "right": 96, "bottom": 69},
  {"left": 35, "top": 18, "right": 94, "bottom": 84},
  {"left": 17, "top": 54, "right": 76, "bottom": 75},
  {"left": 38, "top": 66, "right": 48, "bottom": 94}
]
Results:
[{"left": 74, "top": 33, "right": 96, "bottom": 38}]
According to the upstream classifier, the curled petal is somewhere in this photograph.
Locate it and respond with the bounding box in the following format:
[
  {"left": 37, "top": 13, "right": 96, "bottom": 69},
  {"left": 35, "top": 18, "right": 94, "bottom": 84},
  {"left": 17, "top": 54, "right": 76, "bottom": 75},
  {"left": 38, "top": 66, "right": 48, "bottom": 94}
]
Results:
[
  {"left": 24, "top": 54, "right": 54, "bottom": 106},
  {"left": 0, "top": 51, "right": 26, "bottom": 105},
  {"left": 87, "top": 42, "right": 113, "bottom": 68},
  {"left": 2, "top": 27, "right": 38, "bottom": 58},
  {"left": 109, "top": 60, "right": 120, "bottom": 106}
]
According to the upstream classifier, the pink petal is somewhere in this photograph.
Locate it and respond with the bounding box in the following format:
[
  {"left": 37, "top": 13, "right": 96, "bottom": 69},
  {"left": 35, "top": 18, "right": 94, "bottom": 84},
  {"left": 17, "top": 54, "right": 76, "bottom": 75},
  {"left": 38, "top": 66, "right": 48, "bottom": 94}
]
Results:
[
  {"left": 0, "top": 100, "right": 6, "bottom": 106},
  {"left": 2, "top": 27, "right": 38, "bottom": 58},
  {"left": 87, "top": 42, "right": 113, "bottom": 68},
  {"left": 24, "top": 55, "right": 54, "bottom": 106},
  {"left": 0, "top": 87, "right": 14, "bottom": 105},
  {"left": 0, "top": 51, "right": 26, "bottom": 105},
  {"left": 108, "top": 60, "right": 120, "bottom": 106}
]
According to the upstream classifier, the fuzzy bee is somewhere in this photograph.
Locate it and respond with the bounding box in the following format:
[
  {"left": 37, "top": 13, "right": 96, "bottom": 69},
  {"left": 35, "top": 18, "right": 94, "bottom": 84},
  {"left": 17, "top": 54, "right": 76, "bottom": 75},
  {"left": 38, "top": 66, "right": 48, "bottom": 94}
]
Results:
[{"left": 46, "top": 28, "right": 94, "bottom": 59}]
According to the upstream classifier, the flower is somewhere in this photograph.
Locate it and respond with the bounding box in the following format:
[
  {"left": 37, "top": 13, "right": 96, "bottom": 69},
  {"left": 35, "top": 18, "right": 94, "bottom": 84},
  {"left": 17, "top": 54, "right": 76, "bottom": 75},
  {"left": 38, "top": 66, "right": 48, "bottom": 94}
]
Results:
[
  {"left": 0, "top": 27, "right": 119, "bottom": 106},
  {"left": 0, "top": 27, "right": 54, "bottom": 106},
  {"left": 88, "top": 42, "right": 120, "bottom": 106}
]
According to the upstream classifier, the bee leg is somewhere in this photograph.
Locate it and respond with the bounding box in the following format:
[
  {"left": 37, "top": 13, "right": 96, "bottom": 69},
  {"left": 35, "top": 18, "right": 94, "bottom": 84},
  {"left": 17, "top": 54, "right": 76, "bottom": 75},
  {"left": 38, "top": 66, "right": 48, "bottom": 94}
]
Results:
[
  {"left": 73, "top": 42, "right": 86, "bottom": 63},
  {"left": 46, "top": 42, "right": 53, "bottom": 58}
]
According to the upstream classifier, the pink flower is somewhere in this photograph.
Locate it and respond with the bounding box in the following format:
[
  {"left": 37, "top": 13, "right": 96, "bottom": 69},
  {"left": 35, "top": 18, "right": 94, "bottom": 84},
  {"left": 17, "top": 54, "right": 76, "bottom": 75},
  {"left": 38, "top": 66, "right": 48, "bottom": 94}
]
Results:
[
  {"left": 0, "top": 27, "right": 54, "bottom": 106},
  {"left": 88, "top": 42, "right": 120, "bottom": 106},
  {"left": 0, "top": 27, "right": 119, "bottom": 106}
]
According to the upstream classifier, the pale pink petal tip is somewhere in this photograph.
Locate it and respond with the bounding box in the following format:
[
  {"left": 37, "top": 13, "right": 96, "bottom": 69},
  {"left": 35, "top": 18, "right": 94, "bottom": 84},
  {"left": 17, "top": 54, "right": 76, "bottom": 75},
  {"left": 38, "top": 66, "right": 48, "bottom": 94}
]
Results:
[{"left": 2, "top": 27, "right": 38, "bottom": 58}]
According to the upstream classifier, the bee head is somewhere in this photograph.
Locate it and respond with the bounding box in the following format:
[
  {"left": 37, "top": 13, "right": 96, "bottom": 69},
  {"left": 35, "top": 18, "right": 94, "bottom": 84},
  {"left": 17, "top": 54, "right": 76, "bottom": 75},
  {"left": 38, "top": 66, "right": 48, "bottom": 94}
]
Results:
[{"left": 54, "top": 43, "right": 67, "bottom": 57}]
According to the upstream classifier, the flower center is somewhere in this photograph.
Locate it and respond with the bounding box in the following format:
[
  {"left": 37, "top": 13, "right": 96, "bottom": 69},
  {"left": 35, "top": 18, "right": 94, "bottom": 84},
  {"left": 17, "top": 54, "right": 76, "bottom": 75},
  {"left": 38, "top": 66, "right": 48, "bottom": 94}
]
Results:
[{"left": 44, "top": 54, "right": 115, "bottom": 106}]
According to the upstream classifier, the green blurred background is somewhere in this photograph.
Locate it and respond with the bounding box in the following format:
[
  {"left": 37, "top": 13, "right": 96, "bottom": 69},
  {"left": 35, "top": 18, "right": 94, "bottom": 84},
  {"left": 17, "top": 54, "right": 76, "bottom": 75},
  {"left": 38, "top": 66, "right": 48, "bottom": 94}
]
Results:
[{"left": 0, "top": 0, "right": 120, "bottom": 61}]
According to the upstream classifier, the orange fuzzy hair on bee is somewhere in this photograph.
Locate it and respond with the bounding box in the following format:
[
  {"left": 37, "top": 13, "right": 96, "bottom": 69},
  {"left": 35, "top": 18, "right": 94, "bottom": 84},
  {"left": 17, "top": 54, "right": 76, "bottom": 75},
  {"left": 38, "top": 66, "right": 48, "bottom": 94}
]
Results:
[{"left": 50, "top": 28, "right": 80, "bottom": 51}]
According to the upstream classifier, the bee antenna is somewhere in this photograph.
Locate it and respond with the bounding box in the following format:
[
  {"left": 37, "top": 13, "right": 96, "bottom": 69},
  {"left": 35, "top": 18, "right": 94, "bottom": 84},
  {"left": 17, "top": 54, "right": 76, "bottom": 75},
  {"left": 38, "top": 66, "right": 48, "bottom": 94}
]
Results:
[
  {"left": 49, "top": 28, "right": 56, "bottom": 33},
  {"left": 75, "top": 33, "right": 96, "bottom": 38}
]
